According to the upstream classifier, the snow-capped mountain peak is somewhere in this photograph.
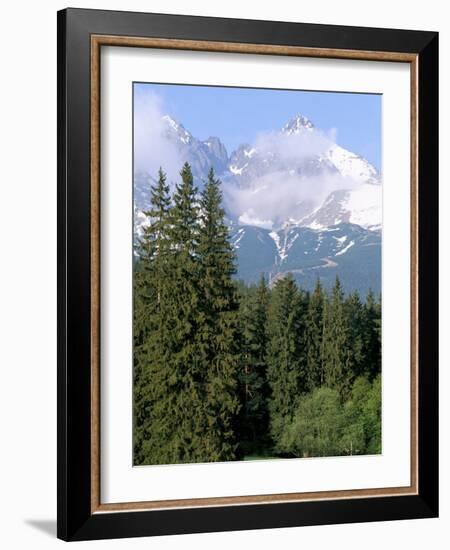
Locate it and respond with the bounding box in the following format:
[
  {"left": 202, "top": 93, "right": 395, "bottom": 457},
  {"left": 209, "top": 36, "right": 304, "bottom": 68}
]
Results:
[
  {"left": 137, "top": 113, "right": 381, "bottom": 233},
  {"left": 161, "top": 115, "right": 193, "bottom": 145},
  {"left": 202, "top": 136, "right": 229, "bottom": 164},
  {"left": 159, "top": 115, "right": 229, "bottom": 178},
  {"left": 281, "top": 114, "right": 315, "bottom": 134}
]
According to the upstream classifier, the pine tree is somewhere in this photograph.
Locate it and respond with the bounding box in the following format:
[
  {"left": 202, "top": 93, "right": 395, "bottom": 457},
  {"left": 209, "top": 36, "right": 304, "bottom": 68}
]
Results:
[
  {"left": 321, "top": 277, "right": 354, "bottom": 398},
  {"left": 304, "top": 278, "right": 325, "bottom": 391},
  {"left": 133, "top": 168, "right": 175, "bottom": 465},
  {"left": 344, "top": 290, "right": 365, "bottom": 378},
  {"left": 238, "top": 274, "right": 270, "bottom": 454},
  {"left": 197, "top": 167, "right": 241, "bottom": 461},
  {"left": 170, "top": 163, "right": 199, "bottom": 256},
  {"left": 157, "top": 161, "right": 209, "bottom": 463},
  {"left": 267, "top": 274, "right": 307, "bottom": 449},
  {"left": 135, "top": 163, "right": 210, "bottom": 465},
  {"left": 362, "top": 290, "right": 382, "bottom": 379}
]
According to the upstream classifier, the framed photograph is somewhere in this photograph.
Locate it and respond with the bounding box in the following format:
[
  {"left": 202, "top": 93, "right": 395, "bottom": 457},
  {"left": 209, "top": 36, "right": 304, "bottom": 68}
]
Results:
[{"left": 57, "top": 8, "right": 438, "bottom": 541}]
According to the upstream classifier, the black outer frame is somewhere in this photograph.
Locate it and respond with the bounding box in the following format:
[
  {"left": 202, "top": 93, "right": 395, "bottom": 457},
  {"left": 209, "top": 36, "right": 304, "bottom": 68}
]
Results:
[{"left": 57, "top": 7, "right": 439, "bottom": 542}]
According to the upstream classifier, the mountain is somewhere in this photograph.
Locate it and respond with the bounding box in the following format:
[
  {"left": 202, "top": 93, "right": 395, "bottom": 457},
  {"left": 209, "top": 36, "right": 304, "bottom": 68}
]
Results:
[
  {"left": 134, "top": 114, "right": 382, "bottom": 295},
  {"left": 230, "top": 222, "right": 381, "bottom": 295},
  {"left": 134, "top": 116, "right": 229, "bottom": 215},
  {"left": 161, "top": 115, "right": 229, "bottom": 181},
  {"left": 299, "top": 185, "right": 381, "bottom": 231},
  {"left": 224, "top": 115, "right": 381, "bottom": 231}
]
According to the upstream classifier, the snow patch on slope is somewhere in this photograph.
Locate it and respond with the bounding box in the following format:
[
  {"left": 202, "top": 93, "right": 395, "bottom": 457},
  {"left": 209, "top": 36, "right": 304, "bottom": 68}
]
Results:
[
  {"left": 335, "top": 240, "right": 355, "bottom": 256},
  {"left": 230, "top": 164, "right": 247, "bottom": 175},
  {"left": 327, "top": 144, "right": 380, "bottom": 185},
  {"left": 231, "top": 228, "right": 246, "bottom": 249},
  {"left": 344, "top": 184, "right": 382, "bottom": 229},
  {"left": 333, "top": 235, "right": 347, "bottom": 245}
]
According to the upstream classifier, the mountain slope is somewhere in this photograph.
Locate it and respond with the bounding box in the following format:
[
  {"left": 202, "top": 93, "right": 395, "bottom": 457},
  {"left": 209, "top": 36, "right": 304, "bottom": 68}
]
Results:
[
  {"left": 134, "top": 114, "right": 382, "bottom": 295},
  {"left": 230, "top": 223, "right": 381, "bottom": 295},
  {"left": 225, "top": 115, "right": 381, "bottom": 231},
  {"left": 299, "top": 184, "right": 381, "bottom": 231}
]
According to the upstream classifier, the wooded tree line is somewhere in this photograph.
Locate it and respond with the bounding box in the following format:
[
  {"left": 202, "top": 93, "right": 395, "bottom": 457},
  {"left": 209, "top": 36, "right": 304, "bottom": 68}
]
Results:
[{"left": 134, "top": 162, "right": 382, "bottom": 465}]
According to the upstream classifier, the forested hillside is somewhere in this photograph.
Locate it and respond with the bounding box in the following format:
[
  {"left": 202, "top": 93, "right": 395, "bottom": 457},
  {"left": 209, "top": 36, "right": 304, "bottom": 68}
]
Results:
[{"left": 133, "top": 164, "right": 381, "bottom": 465}]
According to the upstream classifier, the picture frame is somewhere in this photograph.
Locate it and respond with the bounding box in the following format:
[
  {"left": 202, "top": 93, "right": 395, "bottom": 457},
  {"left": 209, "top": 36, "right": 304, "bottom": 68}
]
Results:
[{"left": 57, "top": 7, "right": 438, "bottom": 541}]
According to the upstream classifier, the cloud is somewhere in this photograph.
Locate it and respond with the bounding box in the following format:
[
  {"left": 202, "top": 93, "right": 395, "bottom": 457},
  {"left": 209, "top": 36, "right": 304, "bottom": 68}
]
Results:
[
  {"left": 224, "top": 172, "right": 357, "bottom": 229},
  {"left": 133, "top": 91, "right": 184, "bottom": 189},
  {"left": 238, "top": 209, "right": 273, "bottom": 230},
  {"left": 253, "top": 126, "right": 335, "bottom": 163},
  {"left": 223, "top": 127, "right": 360, "bottom": 228}
]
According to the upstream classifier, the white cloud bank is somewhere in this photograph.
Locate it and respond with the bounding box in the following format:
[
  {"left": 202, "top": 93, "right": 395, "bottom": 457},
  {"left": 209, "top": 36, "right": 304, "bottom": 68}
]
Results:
[
  {"left": 134, "top": 91, "right": 184, "bottom": 189},
  {"left": 223, "top": 128, "right": 361, "bottom": 229}
]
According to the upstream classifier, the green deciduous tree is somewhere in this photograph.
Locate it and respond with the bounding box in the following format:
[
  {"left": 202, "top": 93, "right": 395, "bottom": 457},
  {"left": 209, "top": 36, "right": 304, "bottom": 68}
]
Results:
[
  {"left": 278, "top": 386, "right": 343, "bottom": 458},
  {"left": 278, "top": 376, "right": 381, "bottom": 458}
]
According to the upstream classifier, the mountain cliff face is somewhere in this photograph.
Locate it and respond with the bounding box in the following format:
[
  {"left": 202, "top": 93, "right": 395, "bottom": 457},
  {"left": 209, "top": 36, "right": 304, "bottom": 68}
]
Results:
[
  {"left": 134, "top": 114, "right": 382, "bottom": 295},
  {"left": 161, "top": 115, "right": 229, "bottom": 177}
]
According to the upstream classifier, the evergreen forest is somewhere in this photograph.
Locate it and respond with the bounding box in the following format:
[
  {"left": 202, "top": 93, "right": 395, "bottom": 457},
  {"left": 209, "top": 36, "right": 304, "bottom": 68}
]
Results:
[{"left": 133, "top": 163, "right": 382, "bottom": 465}]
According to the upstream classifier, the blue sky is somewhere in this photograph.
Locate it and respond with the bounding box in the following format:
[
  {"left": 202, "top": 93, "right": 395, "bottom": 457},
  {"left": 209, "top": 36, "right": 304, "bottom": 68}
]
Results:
[{"left": 134, "top": 82, "right": 381, "bottom": 171}]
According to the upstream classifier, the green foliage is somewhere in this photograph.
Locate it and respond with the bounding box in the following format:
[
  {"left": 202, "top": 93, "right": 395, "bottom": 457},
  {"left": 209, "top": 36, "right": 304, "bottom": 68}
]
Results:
[
  {"left": 197, "top": 168, "right": 241, "bottom": 461},
  {"left": 133, "top": 163, "right": 382, "bottom": 465},
  {"left": 238, "top": 275, "right": 271, "bottom": 454},
  {"left": 134, "top": 163, "right": 208, "bottom": 465},
  {"left": 321, "top": 277, "right": 355, "bottom": 398},
  {"left": 267, "top": 274, "right": 309, "bottom": 449},
  {"left": 170, "top": 162, "right": 199, "bottom": 255},
  {"left": 278, "top": 386, "right": 342, "bottom": 457},
  {"left": 134, "top": 168, "right": 174, "bottom": 464},
  {"left": 134, "top": 164, "right": 242, "bottom": 465},
  {"left": 361, "top": 374, "right": 382, "bottom": 454},
  {"left": 362, "top": 290, "right": 382, "bottom": 379},
  {"left": 304, "top": 278, "right": 325, "bottom": 391},
  {"left": 278, "top": 376, "right": 382, "bottom": 458}
]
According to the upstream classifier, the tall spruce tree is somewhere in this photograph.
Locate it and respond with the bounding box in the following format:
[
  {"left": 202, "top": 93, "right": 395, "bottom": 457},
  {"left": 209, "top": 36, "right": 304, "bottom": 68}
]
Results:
[
  {"left": 304, "top": 278, "right": 325, "bottom": 392},
  {"left": 362, "top": 290, "right": 382, "bottom": 379},
  {"left": 160, "top": 161, "right": 209, "bottom": 463},
  {"left": 238, "top": 274, "right": 270, "bottom": 454},
  {"left": 134, "top": 168, "right": 175, "bottom": 465},
  {"left": 135, "top": 162, "right": 209, "bottom": 465},
  {"left": 321, "top": 277, "right": 354, "bottom": 398},
  {"left": 267, "top": 274, "right": 308, "bottom": 449},
  {"left": 344, "top": 290, "right": 365, "bottom": 378},
  {"left": 197, "top": 168, "right": 241, "bottom": 461}
]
